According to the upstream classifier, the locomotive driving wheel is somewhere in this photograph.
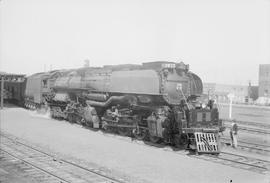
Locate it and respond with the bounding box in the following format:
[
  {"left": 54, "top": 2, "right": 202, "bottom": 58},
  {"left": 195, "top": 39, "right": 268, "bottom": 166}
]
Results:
[
  {"left": 180, "top": 134, "right": 189, "bottom": 148},
  {"left": 118, "top": 127, "right": 130, "bottom": 136},
  {"left": 149, "top": 135, "right": 161, "bottom": 143},
  {"left": 132, "top": 127, "right": 147, "bottom": 140},
  {"left": 174, "top": 134, "right": 189, "bottom": 149},
  {"left": 67, "top": 113, "right": 75, "bottom": 123},
  {"left": 101, "top": 121, "right": 108, "bottom": 131}
]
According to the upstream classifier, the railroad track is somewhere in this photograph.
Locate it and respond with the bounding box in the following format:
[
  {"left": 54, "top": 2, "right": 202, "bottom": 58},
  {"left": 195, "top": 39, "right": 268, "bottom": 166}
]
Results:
[
  {"left": 223, "top": 121, "right": 270, "bottom": 135},
  {"left": 1, "top": 130, "right": 269, "bottom": 181},
  {"left": 116, "top": 134, "right": 270, "bottom": 175},
  {"left": 237, "top": 126, "right": 270, "bottom": 135},
  {"left": 90, "top": 131, "right": 270, "bottom": 175},
  {"left": 220, "top": 137, "right": 270, "bottom": 155},
  {"left": 121, "top": 135, "right": 270, "bottom": 175},
  {"left": 0, "top": 133, "right": 127, "bottom": 183},
  {"left": 0, "top": 150, "right": 68, "bottom": 183},
  {"left": 223, "top": 118, "right": 270, "bottom": 130},
  {"left": 190, "top": 152, "right": 270, "bottom": 175}
]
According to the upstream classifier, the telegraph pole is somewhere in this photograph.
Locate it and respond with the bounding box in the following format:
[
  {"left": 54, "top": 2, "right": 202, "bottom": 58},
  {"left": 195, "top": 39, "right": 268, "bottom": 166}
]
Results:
[{"left": 227, "top": 93, "right": 235, "bottom": 119}]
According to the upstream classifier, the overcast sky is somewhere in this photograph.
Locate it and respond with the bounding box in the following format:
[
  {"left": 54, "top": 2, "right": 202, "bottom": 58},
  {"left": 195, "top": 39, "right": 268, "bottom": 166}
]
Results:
[{"left": 0, "top": 0, "right": 269, "bottom": 85}]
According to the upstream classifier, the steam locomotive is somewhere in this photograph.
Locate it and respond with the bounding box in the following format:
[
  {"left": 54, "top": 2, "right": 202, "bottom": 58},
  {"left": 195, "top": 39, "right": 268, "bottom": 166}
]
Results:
[{"left": 43, "top": 61, "right": 224, "bottom": 153}]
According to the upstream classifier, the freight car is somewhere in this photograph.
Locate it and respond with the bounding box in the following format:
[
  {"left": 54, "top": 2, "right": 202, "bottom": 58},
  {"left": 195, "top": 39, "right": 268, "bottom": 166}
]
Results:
[
  {"left": 48, "top": 61, "right": 224, "bottom": 153},
  {"left": 1, "top": 73, "right": 26, "bottom": 106}
]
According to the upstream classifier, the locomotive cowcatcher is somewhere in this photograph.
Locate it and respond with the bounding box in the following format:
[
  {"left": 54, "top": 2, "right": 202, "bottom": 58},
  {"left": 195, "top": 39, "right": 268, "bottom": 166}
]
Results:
[{"left": 47, "top": 61, "right": 224, "bottom": 153}]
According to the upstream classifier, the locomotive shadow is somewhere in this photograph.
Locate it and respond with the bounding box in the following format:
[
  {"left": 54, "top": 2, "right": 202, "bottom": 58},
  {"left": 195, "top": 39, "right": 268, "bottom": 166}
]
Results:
[
  {"left": 141, "top": 141, "right": 167, "bottom": 148},
  {"left": 1, "top": 101, "right": 21, "bottom": 108},
  {"left": 141, "top": 140, "right": 192, "bottom": 153}
]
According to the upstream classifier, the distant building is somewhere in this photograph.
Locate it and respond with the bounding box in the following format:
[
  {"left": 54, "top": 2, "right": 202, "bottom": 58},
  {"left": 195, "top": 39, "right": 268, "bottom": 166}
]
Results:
[
  {"left": 258, "top": 64, "right": 270, "bottom": 97},
  {"left": 203, "top": 83, "right": 216, "bottom": 96},
  {"left": 0, "top": 73, "right": 26, "bottom": 107},
  {"left": 248, "top": 85, "right": 259, "bottom": 101},
  {"left": 203, "top": 83, "right": 250, "bottom": 103},
  {"left": 84, "top": 59, "right": 90, "bottom": 68}
]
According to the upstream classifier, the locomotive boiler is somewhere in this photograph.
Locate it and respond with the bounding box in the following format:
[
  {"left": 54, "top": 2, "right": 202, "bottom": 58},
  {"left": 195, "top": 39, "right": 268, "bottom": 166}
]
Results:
[{"left": 48, "top": 61, "right": 223, "bottom": 153}]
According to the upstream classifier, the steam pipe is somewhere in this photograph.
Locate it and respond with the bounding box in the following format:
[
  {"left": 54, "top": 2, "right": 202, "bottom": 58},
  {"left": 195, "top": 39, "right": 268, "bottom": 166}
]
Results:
[
  {"left": 82, "top": 93, "right": 108, "bottom": 102},
  {"left": 86, "top": 96, "right": 125, "bottom": 107}
]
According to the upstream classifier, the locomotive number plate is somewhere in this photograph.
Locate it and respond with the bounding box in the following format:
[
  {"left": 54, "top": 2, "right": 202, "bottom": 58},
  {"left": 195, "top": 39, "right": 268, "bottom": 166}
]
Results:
[{"left": 176, "top": 83, "right": 182, "bottom": 91}]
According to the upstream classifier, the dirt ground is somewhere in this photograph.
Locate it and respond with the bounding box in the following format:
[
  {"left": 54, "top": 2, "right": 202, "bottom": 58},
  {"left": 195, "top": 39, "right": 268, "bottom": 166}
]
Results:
[
  {"left": 0, "top": 107, "right": 269, "bottom": 183},
  {"left": 0, "top": 155, "right": 38, "bottom": 183},
  {"left": 219, "top": 103, "right": 270, "bottom": 123}
]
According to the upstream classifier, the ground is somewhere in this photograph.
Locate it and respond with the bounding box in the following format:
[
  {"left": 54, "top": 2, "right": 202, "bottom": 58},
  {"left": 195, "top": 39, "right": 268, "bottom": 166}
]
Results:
[
  {"left": 0, "top": 106, "right": 269, "bottom": 183},
  {"left": 0, "top": 166, "right": 37, "bottom": 183},
  {"left": 219, "top": 103, "right": 270, "bottom": 123}
]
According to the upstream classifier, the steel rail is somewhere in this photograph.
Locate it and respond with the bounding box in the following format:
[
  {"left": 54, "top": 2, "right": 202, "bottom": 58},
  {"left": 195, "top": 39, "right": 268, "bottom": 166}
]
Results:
[
  {"left": 220, "top": 151, "right": 270, "bottom": 163},
  {"left": 221, "top": 137, "right": 270, "bottom": 149},
  {"left": 210, "top": 152, "right": 269, "bottom": 170},
  {"left": 223, "top": 123, "right": 270, "bottom": 135},
  {"left": 222, "top": 119, "right": 270, "bottom": 129},
  {"left": 0, "top": 148, "right": 70, "bottom": 183},
  {"left": 188, "top": 152, "right": 270, "bottom": 174},
  {"left": 3, "top": 129, "right": 269, "bottom": 179},
  {"left": 1, "top": 133, "right": 125, "bottom": 183}
]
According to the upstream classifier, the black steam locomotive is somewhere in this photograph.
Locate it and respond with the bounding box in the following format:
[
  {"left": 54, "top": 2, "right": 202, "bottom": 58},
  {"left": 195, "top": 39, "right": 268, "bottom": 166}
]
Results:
[{"left": 44, "top": 61, "right": 224, "bottom": 153}]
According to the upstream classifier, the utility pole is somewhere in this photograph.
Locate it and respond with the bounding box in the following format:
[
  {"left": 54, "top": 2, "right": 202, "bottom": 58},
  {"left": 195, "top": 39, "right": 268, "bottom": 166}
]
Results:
[{"left": 227, "top": 93, "right": 235, "bottom": 119}]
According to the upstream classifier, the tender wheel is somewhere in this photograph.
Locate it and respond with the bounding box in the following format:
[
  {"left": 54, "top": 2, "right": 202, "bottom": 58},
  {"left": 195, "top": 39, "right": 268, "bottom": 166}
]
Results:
[
  {"left": 132, "top": 127, "right": 147, "bottom": 140},
  {"left": 180, "top": 134, "right": 189, "bottom": 146}
]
